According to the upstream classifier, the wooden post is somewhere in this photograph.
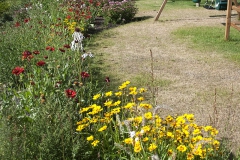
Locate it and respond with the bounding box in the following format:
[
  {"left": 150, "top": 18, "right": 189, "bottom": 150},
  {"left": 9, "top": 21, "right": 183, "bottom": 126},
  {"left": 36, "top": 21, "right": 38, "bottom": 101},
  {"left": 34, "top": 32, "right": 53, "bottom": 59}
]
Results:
[
  {"left": 225, "top": 0, "right": 233, "bottom": 40},
  {"left": 155, "top": 0, "right": 168, "bottom": 21}
]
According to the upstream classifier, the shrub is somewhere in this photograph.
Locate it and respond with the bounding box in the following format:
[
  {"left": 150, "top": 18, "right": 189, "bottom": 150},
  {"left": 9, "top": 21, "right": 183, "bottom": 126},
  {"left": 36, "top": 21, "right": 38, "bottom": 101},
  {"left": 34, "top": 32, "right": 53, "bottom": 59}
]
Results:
[{"left": 102, "top": 0, "right": 138, "bottom": 24}]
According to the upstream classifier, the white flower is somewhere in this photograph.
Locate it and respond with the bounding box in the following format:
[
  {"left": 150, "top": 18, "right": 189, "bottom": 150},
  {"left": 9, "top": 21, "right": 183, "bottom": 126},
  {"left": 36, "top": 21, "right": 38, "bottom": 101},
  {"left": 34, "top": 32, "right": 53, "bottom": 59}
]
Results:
[
  {"left": 135, "top": 137, "right": 139, "bottom": 142},
  {"left": 130, "top": 131, "right": 136, "bottom": 138}
]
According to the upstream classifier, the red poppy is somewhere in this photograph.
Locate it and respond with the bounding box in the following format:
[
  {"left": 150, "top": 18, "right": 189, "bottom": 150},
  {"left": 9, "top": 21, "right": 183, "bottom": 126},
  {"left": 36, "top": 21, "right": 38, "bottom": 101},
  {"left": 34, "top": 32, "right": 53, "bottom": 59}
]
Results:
[
  {"left": 36, "top": 60, "right": 46, "bottom": 66},
  {"left": 22, "top": 50, "right": 33, "bottom": 60},
  {"left": 81, "top": 72, "right": 90, "bottom": 78},
  {"left": 33, "top": 50, "right": 40, "bottom": 55},
  {"left": 64, "top": 44, "right": 70, "bottom": 48},
  {"left": 89, "top": 0, "right": 93, "bottom": 3},
  {"left": 15, "top": 22, "right": 21, "bottom": 27},
  {"left": 65, "top": 89, "right": 76, "bottom": 98},
  {"left": 12, "top": 66, "right": 24, "bottom": 75},
  {"left": 59, "top": 48, "right": 65, "bottom": 52}
]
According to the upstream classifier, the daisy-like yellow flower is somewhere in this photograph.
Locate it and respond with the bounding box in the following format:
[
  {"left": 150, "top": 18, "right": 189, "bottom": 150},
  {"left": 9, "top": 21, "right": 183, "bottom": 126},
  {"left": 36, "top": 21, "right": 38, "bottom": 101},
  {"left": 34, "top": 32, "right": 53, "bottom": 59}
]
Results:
[
  {"left": 187, "top": 153, "right": 194, "bottom": 160},
  {"left": 148, "top": 143, "right": 157, "bottom": 152},
  {"left": 87, "top": 135, "right": 94, "bottom": 141},
  {"left": 124, "top": 102, "right": 135, "bottom": 109},
  {"left": 167, "top": 132, "right": 174, "bottom": 139},
  {"left": 105, "top": 91, "right": 112, "bottom": 97},
  {"left": 139, "top": 88, "right": 146, "bottom": 93},
  {"left": 137, "top": 96, "right": 144, "bottom": 101},
  {"left": 104, "top": 100, "right": 113, "bottom": 107},
  {"left": 111, "top": 107, "right": 121, "bottom": 114},
  {"left": 142, "top": 125, "right": 151, "bottom": 132},
  {"left": 123, "top": 138, "right": 133, "bottom": 144},
  {"left": 134, "top": 116, "right": 143, "bottom": 124},
  {"left": 177, "top": 144, "right": 187, "bottom": 152},
  {"left": 134, "top": 141, "right": 141, "bottom": 153},
  {"left": 144, "top": 112, "right": 153, "bottom": 120},
  {"left": 93, "top": 93, "right": 101, "bottom": 100},
  {"left": 115, "top": 91, "right": 122, "bottom": 97},
  {"left": 91, "top": 140, "right": 99, "bottom": 147},
  {"left": 98, "top": 125, "right": 107, "bottom": 132},
  {"left": 185, "top": 114, "right": 195, "bottom": 122},
  {"left": 193, "top": 128, "right": 201, "bottom": 135},
  {"left": 142, "top": 137, "right": 149, "bottom": 142},
  {"left": 113, "top": 100, "right": 121, "bottom": 106},
  {"left": 168, "top": 149, "right": 173, "bottom": 156},
  {"left": 210, "top": 128, "right": 219, "bottom": 136},
  {"left": 140, "top": 103, "right": 152, "bottom": 109}
]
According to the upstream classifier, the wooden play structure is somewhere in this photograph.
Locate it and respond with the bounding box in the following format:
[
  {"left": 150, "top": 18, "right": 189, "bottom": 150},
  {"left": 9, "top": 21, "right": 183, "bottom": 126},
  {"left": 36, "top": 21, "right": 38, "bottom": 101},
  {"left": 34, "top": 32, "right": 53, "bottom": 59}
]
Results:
[{"left": 225, "top": 0, "right": 240, "bottom": 40}]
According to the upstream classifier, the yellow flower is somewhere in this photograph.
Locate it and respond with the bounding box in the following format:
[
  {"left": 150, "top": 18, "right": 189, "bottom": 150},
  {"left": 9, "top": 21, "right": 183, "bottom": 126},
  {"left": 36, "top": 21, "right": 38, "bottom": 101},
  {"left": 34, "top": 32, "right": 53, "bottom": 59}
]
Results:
[
  {"left": 166, "top": 115, "right": 174, "bottom": 123},
  {"left": 88, "top": 105, "right": 103, "bottom": 115},
  {"left": 137, "top": 96, "right": 144, "bottom": 101},
  {"left": 210, "top": 128, "right": 219, "bottom": 136},
  {"left": 204, "top": 125, "right": 213, "bottom": 132},
  {"left": 111, "top": 107, "right": 121, "bottom": 114},
  {"left": 113, "top": 100, "right": 121, "bottom": 106},
  {"left": 87, "top": 135, "right": 94, "bottom": 141},
  {"left": 148, "top": 143, "right": 157, "bottom": 152},
  {"left": 134, "top": 116, "right": 143, "bottom": 124},
  {"left": 193, "top": 128, "right": 201, "bottom": 135},
  {"left": 185, "top": 114, "right": 195, "bottom": 122},
  {"left": 139, "top": 88, "right": 146, "bottom": 93},
  {"left": 134, "top": 141, "right": 141, "bottom": 153},
  {"left": 187, "top": 153, "right": 194, "bottom": 160},
  {"left": 79, "top": 107, "right": 91, "bottom": 113},
  {"left": 144, "top": 112, "right": 153, "bottom": 120},
  {"left": 98, "top": 125, "right": 107, "bottom": 132},
  {"left": 93, "top": 93, "right": 101, "bottom": 100},
  {"left": 115, "top": 91, "right": 122, "bottom": 96},
  {"left": 168, "top": 149, "right": 173, "bottom": 156},
  {"left": 140, "top": 103, "right": 152, "bottom": 109},
  {"left": 123, "top": 138, "right": 133, "bottom": 144},
  {"left": 91, "top": 140, "right": 99, "bottom": 147},
  {"left": 124, "top": 102, "right": 135, "bottom": 109},
  {"left": 142, "top": 125, "right": 151, "bottom": 132},
  {"left": 167, "top": 132, "right": 174, "bottom": 139},
  {"left": 105, "top": 91, "right": 112, "bottom": 97},
  {"left": 142, "top": 137, "right": 149, "bottom": 142},
  {"left": 177, "top": 144, "right": 187, "bottom": 152},
  {"left": 104, "top": 100, "right": 113, "bottom": 107}
]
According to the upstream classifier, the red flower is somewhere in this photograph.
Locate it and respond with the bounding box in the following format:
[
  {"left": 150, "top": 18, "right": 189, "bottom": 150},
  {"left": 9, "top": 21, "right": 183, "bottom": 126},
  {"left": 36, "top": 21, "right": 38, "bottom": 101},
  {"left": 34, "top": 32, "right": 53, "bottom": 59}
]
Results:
[
  {"left": 65, "top": 89, "right": 76, "bottom": 98},
  {"left": 66, "top": 15, "right": 71, "bottom": 19},
  {"left": 15, "top": 22, "right": 21, "bottom": 27},
  {"left": 22, "top": 50, "right": 33, "bottom": 60},
  {"left": 24, "top": 18, "right": 30, "bottom": 23},
  {"left": 12, "top": 66, "right": 24, "bottom": 75},
  {"left": 33, "top": 50, "right": 40, "bottom": 55},
  {"left": 89, "top": 0, "right": 93, "bottom": 3},
  {"left": 46, "top": 46, "right": 55, "bottom": 51},
  {"left": 81, "top": 72, "right": 90, "bottom": 78},
  {"left": 36, "top": 60, "right": 46, "bottom": 66},
  {"left": 64, "top": 44, "right": 70, "bottom": 48},
  {"left": 59, "top": 48, "right": 65, "bottom": 52}
]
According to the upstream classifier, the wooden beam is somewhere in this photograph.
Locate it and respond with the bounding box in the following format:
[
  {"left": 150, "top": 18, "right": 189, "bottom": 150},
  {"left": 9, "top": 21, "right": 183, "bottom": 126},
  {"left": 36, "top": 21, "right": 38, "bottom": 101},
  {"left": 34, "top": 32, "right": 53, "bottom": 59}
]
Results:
[{"left": 155, "top": 0, "right": 168, "bottom": 21}]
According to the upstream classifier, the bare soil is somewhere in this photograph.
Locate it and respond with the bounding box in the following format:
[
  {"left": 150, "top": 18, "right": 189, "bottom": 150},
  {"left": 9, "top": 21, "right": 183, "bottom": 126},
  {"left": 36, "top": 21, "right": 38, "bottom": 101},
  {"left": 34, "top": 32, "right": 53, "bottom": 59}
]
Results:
[{"left": 91, "top": 6, "right": 240, "bottom": 152}]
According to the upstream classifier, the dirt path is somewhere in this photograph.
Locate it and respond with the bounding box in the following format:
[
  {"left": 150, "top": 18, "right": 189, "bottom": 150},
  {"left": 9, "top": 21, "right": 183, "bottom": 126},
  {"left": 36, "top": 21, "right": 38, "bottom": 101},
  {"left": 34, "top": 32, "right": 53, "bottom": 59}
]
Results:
[{"left": 93, "top": 7, "right": 240, "bottom": 150}]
